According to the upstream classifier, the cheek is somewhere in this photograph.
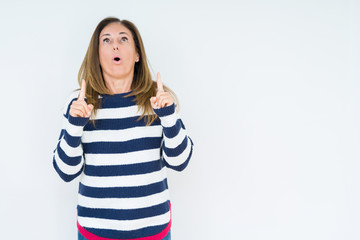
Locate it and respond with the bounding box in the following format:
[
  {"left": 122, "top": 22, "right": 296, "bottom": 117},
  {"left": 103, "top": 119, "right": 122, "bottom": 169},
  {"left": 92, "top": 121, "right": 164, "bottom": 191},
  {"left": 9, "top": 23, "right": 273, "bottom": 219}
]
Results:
[
  {"left": 99, "top": 47, "right": 109, "bottom": 64},
  {"left": 123, "top": 45, "right": 136, "bottom": 58}
]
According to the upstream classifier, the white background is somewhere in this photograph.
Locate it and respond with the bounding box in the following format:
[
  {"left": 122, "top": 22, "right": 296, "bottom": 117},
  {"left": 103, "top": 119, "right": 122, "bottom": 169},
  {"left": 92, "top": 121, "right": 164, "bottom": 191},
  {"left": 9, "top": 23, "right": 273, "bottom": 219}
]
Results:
[{"left": 1, "top": 0, "right": 359, "bottom": 239}]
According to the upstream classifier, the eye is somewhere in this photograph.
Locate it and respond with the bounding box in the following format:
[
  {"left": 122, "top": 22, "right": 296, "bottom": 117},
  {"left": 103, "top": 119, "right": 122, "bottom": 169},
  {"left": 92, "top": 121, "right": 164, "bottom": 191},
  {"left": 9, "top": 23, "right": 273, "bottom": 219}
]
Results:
[
  {"left": 120, "top": 37, "right": 128, "bottom": 42},
  {"left": 103, "top": 38, "right": 110, "bottom": 43}
]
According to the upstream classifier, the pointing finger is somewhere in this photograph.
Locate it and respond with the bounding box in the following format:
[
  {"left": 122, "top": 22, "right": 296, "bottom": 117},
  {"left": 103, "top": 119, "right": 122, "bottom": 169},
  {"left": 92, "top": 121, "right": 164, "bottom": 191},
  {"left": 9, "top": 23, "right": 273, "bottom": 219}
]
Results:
[
  {"left": 78, "top": 79, "right": 86, "bottom": 101},
  {"left": 156, "top": 72, "right": 164, "bottom": 92}
]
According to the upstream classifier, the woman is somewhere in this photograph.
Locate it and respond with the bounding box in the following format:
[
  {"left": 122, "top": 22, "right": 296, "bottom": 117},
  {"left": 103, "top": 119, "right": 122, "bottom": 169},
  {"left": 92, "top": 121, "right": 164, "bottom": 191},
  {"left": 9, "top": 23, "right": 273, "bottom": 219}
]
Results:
[{"left": 52, "top": 17, "right": 194, "bottom": 240}]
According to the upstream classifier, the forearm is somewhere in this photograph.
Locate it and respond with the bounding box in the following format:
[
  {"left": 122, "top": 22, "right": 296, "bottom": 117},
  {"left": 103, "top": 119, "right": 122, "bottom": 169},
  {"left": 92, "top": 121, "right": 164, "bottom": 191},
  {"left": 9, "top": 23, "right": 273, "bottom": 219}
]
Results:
[
  {"left": 154, "top": 103, "right": 194, "bottom": 171},
  {"left": 53, "top": 100, "right": 89, "bottom": 182}
]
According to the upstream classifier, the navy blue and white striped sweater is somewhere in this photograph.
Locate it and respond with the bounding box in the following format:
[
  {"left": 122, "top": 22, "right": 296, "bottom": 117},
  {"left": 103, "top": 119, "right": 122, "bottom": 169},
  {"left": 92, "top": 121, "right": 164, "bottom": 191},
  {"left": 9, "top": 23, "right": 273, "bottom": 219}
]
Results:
[{"left": 53, "top": 90, "right": 194, "bottom": 240}]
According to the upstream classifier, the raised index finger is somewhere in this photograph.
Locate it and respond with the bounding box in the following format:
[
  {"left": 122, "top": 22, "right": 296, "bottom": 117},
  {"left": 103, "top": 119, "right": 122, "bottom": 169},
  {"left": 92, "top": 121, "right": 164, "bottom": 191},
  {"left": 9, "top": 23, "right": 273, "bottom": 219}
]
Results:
[
  {"left": 156, "top": 72, "right": 164, "bottom": 92},
  {"left": 78, "top": 79, "right": 86, "bottom": 100}
]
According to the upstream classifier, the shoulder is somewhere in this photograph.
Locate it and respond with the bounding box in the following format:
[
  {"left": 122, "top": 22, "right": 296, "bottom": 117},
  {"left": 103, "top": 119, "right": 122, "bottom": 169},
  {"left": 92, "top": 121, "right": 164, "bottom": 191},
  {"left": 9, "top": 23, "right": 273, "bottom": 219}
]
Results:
[
  {"left": 62, "top": 89, "right": 80, "bottom": 114},
  {"left": 66, "top": 89, "right": 80, "bottom": 103}
]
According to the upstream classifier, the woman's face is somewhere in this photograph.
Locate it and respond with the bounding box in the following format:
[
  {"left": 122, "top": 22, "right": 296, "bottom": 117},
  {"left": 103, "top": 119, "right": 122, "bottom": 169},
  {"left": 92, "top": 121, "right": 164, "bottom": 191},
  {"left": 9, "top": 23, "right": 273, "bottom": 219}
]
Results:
[{"left": 98, "top": 22, "right": 139, "bottom": 81}]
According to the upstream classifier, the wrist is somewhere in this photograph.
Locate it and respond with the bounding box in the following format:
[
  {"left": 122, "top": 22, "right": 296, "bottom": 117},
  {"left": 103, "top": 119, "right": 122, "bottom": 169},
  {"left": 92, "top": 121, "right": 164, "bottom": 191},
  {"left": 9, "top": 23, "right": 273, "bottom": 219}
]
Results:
[
  {"left": 153, "top": 103, "right": 175, "bottom": 117},
  {"left": 68, "top": 114, "right": 89, "bottom": 127}
]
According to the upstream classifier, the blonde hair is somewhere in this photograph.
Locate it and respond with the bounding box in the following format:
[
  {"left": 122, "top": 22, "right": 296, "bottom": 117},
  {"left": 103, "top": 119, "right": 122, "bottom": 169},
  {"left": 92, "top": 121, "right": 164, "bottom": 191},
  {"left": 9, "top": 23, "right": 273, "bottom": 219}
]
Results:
[{"left": 74, "top": 17, "right": 179, "bottom": 127}]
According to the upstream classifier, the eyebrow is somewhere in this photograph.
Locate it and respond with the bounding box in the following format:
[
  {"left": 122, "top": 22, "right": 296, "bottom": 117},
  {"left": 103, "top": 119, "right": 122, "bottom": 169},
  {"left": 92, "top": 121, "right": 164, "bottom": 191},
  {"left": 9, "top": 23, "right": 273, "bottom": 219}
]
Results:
[{"left": 100, "top": 32, "right": 129, "bottom": 38}]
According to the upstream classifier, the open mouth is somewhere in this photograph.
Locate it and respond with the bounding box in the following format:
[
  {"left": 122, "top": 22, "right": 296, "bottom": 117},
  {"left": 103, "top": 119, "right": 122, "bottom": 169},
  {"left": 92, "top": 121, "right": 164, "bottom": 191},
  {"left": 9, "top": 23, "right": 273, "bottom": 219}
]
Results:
[{"left": 113, "top": 55, "right": 122, "bottom": 64}]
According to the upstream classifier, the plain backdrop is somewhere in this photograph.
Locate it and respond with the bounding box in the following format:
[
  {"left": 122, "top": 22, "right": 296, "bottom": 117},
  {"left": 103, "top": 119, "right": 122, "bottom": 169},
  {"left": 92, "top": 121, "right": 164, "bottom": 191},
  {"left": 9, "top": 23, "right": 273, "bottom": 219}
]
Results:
[{"left": 1, "top": 0, "right": 359, "bottom": 239}]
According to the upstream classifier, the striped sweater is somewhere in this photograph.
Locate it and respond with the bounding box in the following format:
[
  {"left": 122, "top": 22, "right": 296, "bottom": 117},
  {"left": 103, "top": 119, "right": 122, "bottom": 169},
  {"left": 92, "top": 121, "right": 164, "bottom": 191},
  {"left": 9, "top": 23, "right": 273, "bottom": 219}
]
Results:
[{"left": 53, "top": 90, "right": 194, "bottom": 240}]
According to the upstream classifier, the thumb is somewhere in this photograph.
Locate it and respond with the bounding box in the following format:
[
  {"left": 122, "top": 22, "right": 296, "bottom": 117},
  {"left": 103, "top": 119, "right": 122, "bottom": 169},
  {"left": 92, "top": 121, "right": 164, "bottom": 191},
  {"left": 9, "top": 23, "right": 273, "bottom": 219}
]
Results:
[
  {"left": 88, "top": 104, "right": 94, "bottom": 111},
  {"left": 150, "top": 97, "right": 157, "bottom": 109}
]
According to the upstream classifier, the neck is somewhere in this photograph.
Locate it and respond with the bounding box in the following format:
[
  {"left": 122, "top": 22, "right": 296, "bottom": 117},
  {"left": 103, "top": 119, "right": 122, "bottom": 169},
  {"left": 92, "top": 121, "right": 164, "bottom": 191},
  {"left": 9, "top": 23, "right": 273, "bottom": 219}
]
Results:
[{"left": 103, "top": 72, "right": 133, "bottom": 94}]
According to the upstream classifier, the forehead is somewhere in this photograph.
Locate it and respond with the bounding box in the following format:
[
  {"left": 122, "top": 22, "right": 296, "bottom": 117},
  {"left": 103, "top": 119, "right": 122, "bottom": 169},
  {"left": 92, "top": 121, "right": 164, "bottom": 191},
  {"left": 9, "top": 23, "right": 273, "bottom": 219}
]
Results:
[{"left": 100, "top": 22, "right": 132, "bottom": 37}]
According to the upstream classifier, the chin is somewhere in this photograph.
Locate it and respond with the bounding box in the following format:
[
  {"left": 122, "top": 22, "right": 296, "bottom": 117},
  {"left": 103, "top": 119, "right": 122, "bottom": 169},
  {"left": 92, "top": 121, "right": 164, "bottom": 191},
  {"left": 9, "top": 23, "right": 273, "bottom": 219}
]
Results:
[{"left": 109, "top": 67, "right": 125, "bottom": 75}]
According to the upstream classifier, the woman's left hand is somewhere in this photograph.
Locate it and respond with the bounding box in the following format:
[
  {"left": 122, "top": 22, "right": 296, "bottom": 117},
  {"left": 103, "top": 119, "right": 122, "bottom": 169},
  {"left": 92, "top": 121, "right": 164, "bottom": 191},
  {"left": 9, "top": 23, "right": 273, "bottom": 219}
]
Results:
[{"left": 150, "top": 72, "right": 174, "bottom": 109}]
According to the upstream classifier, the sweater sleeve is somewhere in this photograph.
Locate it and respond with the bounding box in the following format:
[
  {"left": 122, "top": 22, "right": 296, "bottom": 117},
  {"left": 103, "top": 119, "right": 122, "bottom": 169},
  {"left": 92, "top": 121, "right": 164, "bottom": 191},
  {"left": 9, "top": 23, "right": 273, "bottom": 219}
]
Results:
[
  {"left": 153, "top": 103, "right": 194, "bottom": 171},
  {"left": 52, "top": 91, "right": 89, "bottom": 182}
]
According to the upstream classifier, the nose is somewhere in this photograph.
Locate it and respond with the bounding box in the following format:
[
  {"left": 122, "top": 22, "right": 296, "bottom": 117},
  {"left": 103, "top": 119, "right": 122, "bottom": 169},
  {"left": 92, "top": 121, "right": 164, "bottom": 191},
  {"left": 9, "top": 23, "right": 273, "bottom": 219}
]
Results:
[{"left": 113, "top": 46, "right": 119, "bottom": 51}]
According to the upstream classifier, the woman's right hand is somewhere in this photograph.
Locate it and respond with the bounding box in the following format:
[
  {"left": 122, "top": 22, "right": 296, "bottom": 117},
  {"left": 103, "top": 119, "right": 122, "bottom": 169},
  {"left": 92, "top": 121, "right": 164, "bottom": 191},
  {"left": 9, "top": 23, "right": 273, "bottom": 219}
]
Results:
[{"left": 69, "top": 79, "right": 94, "bottom": 118}]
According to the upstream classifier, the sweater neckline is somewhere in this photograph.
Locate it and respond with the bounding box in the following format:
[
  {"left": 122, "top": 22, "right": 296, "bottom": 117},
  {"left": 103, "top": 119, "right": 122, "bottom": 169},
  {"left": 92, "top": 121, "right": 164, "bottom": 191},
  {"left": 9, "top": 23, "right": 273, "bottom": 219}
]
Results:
[{"left": 102, "top": 90, "right": 133, "bottom": 97}]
